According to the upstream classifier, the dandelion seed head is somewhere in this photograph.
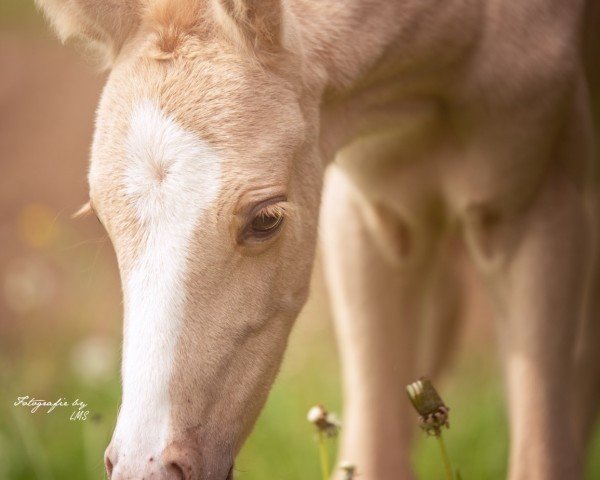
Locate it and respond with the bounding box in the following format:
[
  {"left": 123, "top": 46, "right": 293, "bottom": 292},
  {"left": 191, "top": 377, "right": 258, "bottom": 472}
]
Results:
[{"left": 307, "top": 404, "right": 341, "bottom": 438}]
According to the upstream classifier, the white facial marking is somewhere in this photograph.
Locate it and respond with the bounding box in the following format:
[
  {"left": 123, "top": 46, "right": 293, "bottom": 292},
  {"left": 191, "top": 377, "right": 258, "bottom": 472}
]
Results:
[{"left": 111, "top": 99, "right": 221, "bottom": 468}]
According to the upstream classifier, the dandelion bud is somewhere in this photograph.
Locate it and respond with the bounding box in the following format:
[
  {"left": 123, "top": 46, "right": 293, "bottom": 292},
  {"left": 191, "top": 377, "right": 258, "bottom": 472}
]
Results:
[{"left": 406, "top": 377, "right": 450, "bottom": 436}]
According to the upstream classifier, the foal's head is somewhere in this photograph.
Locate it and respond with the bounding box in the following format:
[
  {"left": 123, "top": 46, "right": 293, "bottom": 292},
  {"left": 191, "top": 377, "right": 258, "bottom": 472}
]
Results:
[{"left": 38, "top": 1, "right": 323, "bottom": 478}]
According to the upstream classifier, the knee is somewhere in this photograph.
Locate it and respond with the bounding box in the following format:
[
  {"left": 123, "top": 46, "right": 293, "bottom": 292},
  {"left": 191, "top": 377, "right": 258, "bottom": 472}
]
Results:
[
  {"left": 322, "top": 166, "right": 438, "bottom": 268},
  {"left": 361, "top": 202, "right": 423, "bottom": 267},
  {"left": 462, "top": 203, "right": 513, "bottom": 272},
  {"left": 462, "top": 176, "right": 590, "bottom": 275}
]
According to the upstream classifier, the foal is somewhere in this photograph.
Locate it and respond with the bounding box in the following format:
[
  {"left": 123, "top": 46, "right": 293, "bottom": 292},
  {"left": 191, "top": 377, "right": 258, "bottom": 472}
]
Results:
[{"left": 37, "top": 0, "right": 599, "bottom": 479}]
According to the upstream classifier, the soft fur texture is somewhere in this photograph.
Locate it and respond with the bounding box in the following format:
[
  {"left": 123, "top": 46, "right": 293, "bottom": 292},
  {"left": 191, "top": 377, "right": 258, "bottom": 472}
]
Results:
[{"left": 36, "top": 1, "right": 600, "bottom": 479}]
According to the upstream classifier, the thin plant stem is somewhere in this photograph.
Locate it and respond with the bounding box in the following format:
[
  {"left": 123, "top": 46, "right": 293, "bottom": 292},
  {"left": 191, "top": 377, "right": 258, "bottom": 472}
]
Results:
[
  {"left": 436, "top": 433, "right": 453, "bottom": 480},
  {"left": 318, "top": 430, "right": 330, "bottom": 480}
]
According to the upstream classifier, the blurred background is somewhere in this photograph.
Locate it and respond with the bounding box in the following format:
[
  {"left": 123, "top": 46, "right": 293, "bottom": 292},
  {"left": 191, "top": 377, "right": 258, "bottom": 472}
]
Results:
[{"left": 0, "top": 2, "right": 598, "bottom": 479}]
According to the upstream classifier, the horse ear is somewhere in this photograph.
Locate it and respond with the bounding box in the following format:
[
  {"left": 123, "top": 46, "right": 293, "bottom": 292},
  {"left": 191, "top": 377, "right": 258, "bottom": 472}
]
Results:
[
  {"left": 213, "top": 0, "right": 284, "bottom": 55},
  {"left": 35, "top": 0, "right": 142, "bottom": 65}
]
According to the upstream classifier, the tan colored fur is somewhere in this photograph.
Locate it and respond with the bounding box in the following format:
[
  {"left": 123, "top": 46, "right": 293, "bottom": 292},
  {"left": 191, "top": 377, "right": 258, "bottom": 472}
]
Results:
[{"left": 36, "top": 0, "right": 600, "bottom": 479}]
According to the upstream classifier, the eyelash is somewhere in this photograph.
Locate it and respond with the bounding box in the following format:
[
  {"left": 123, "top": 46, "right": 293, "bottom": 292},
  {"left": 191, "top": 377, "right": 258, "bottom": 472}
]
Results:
[
  {"left": 256, "top": 202, "right": 288, "bottom": 221},
  {"left": 240, "top": 198, "right": 289, "bottom": 242}
]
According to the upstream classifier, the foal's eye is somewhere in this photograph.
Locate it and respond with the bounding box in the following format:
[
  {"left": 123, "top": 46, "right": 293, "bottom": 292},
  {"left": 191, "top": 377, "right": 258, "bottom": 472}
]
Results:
[
  {"left": 240, "top": 196, "right": 288, "bottom": 243},
  {"left": 251, "top": 211, "right": 284, "bottom": 234}
]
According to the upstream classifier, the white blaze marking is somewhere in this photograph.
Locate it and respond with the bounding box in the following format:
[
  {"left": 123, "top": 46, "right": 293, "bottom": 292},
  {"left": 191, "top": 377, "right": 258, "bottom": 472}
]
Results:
[{"left": 111, "top": 99, "right": 220, "bottom": 465}]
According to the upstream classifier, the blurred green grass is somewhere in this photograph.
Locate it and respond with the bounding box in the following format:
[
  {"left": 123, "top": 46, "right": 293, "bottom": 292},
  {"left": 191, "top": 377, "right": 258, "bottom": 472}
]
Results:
[{"left": 2, "top": 322, "right": 599, "bottom": 480}]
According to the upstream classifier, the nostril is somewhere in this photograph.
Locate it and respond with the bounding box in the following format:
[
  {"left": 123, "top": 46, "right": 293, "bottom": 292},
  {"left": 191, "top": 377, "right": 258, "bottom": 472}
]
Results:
[
  {"left": 104, "top": 450, "right": 115, "bottom": 478},
  {"left": 162, "top": 445, "right": 200, "bottom": 480},
  {"left": 105, "top": 456, "right": 114, "bottom": 478},
  {"left": 167, "top": 461, "right": 186, "bottom": 480}
]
